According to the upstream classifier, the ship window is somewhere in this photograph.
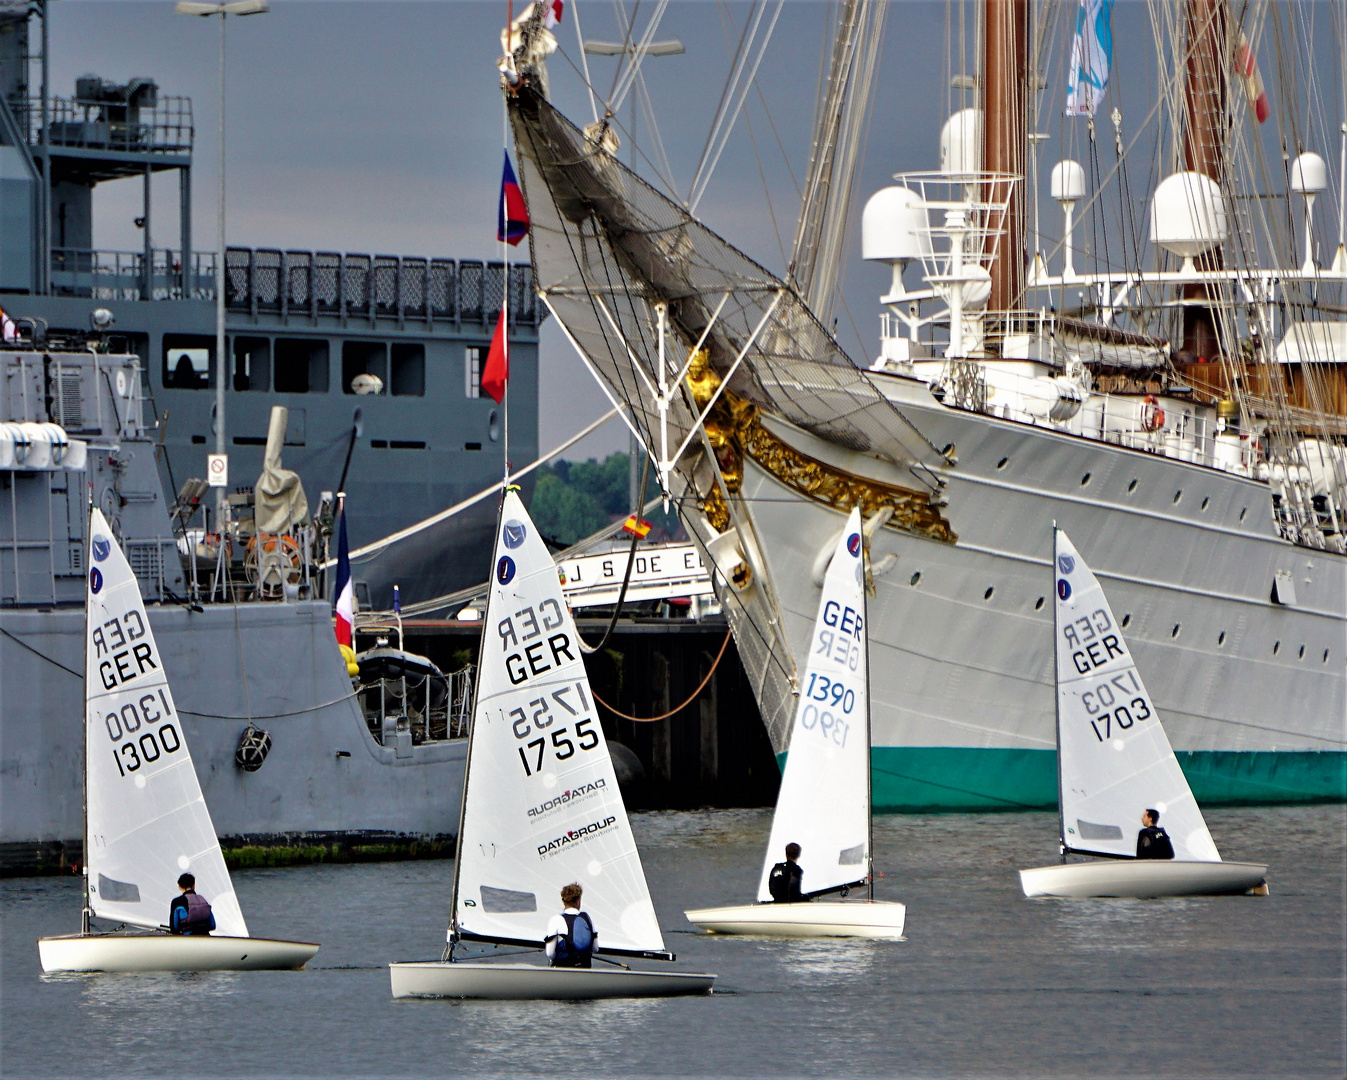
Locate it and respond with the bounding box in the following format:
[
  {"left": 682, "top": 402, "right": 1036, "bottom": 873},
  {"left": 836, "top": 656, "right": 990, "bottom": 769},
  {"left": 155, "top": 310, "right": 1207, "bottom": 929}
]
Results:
[
  {"left": 1325, "top": 649, "right": 1331, "bottom": 663},
  {"left": 1272, "top": 640, "right": 1281, "bottom": 655},
  {"left": 1121, "top": 614, "right": 1131, "bottom": 628},
  {"left": 1034, "top": 596, "right": 1044, "bottom": 610},
  {"left": 343, "top": 341, "right": 387, "bottom": 395},
  {"left": 996, "top": 457, "right": 1008, "bottom": 470},
  {"left": 1080, "top": 472, "right": 1091, "bottom": 486},
  {"left": 464, "top": 442, "right": 482, "bottom": 451},
  {"left": 1173, "top": 490, "right": 1182, "bottom": 503},
  {"left": 909, "top": 571, "right": 922, "bottom": 587},
  {"left": 1218, "top": 631, "right": 1226, "bottom": 646},
  {"left": 163, "top": 334, "right": 213, "bottom": 389},
  {"left": 1171, "top": 623, "right": 1180, "bottom": 638},
  {"left": 390, "top": 344, "right": 425, "bottom": 397},
  {"left": 984, "top": 586, "right": 994, "bottom": 601},
  {"left": 274, "top": 338, "right": 329, "bottom": 393},
  {"left": 1200, "top": 496, "right": 1210, "bottom": 511},
  {"left": 1127, "top": 479, "right": 1138, "bottom": 493},
  {"left": 465, "top": 346, "right": 483, "bottom": 399},
  {"left": 1239, "top": 507, "right": 1247, "bottom": 521},
  {"left": 1298, "top": 644, "right": 1305, "bottom": 659},
  {"left": 232, "top": 336, "right": 270, "bottom": 392}
]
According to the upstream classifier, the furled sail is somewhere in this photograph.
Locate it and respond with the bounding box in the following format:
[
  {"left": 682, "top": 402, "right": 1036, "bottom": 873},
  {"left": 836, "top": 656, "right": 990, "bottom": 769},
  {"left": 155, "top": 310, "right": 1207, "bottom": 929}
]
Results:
[
  {"left": 83, "top": 509, "right": 247, "bottom": 935},
  {"left": 1053, "top": 528, "right": 1219, "bottom": 862},
  {"left": 452, "top": 490, "right": 665, "bottom": 957},
  {"left": 757, "top": 507, "right": 871, "bottom": 901}
]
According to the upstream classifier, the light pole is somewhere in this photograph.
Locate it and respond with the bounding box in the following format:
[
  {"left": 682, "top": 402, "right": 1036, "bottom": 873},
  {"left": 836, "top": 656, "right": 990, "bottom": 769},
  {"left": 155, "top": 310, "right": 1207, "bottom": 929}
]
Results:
[{"left": 175, "top": 0, "right": 269, "bottom": 530}]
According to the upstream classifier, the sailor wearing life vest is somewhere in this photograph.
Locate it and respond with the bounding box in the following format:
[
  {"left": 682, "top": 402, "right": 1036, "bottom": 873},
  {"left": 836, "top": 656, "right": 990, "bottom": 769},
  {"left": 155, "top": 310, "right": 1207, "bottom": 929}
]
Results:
[
  {"left": 1136, "top": 809, "right": 1176, "bottom": 860},
  {"left": 169, "top": 873, "right": 216, "bottom": 935},
  {"left": 544, "top": 883, "right": 595, "bottom": 968}
]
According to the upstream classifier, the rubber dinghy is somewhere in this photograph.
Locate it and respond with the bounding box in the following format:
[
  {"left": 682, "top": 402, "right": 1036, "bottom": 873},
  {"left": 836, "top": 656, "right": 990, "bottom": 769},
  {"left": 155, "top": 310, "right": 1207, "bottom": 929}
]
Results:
[
  {"left": 388, "top": 491, "right": 714, "bottom": 1000},
  {"left": 38, "top": 510, "right": 318, "bottom": 973},
  {"left": 685, "top": 508, "right": 905, "bottom": 939},
  {"left": 1018, "top": 527, "right": 1267, "bottom": 900}
]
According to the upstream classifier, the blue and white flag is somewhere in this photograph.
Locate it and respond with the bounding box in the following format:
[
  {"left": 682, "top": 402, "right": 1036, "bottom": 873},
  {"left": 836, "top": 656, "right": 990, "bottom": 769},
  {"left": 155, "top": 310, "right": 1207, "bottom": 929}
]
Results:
[{"left": 1065, "top": 0, "right": 1114, "bottom": 117}]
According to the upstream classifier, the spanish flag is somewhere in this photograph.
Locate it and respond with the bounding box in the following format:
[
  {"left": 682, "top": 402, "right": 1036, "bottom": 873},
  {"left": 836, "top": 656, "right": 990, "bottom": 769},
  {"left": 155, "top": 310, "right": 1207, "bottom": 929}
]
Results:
[{"left": 621, "top": 515, "right": 652, "bottom": 538}]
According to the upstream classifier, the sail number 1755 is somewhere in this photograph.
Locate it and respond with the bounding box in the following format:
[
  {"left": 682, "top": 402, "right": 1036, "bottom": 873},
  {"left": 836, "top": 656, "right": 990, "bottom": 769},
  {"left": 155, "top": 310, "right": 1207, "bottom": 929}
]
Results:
[{"left": 510, "top": 681, "right": 601, "bottom": 776}]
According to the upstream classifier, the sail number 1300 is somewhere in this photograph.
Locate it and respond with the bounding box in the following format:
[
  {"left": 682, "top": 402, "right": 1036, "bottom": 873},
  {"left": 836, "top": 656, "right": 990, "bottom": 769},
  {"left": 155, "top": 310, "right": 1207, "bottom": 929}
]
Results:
[{"left": 510, "top": 681, "right": 601, "bottom": 777}]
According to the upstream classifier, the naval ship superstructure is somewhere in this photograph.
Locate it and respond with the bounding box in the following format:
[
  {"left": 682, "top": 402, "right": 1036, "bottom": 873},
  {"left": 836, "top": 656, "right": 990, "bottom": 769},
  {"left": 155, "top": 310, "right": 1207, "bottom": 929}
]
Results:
[{"left": 0, "top": 4, "right": 537, "bottom": 870}]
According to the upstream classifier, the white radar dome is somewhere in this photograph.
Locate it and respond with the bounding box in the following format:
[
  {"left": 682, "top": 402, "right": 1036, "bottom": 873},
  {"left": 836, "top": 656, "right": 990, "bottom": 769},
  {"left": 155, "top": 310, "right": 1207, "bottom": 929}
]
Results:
[
  {"left": 862, "top": 186, "right": 933, "bottom": 263},
  {"left": 1290, "top": 152, "right": 1327, "bottom": 195},
  {"left": 939, "top": 108, "right": 983, "bottom": 175},
  {"left": 1050, "top": 160, "right": 1086, "bottom": 202},
  {"left": 1150, "top": 171, "right": 1228, "bottom": 258}
]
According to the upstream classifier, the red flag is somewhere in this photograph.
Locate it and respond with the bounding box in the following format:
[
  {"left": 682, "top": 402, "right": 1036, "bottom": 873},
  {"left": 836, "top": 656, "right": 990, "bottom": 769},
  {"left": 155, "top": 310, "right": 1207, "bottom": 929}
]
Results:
[{"left": 481, "top": 305, "right": 509, "bottom": 404}]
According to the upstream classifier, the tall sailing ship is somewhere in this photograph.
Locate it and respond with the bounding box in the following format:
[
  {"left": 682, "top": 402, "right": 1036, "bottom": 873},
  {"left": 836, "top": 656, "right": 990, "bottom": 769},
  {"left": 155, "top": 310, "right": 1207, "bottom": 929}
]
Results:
[{"left": 500, "top": 0, "right": 1345, "bottom": 810}]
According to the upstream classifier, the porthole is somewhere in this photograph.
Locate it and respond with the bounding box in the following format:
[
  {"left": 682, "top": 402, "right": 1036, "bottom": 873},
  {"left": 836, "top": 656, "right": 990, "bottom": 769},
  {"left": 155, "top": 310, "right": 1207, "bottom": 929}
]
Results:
[
  {"left": 996, "top": 457, "right": 1009, "bottom": 470},
  {"left": 1127, "top": 479, "right": 1138, "bottom": 493},
  {"left": 910, "top": 571, "right": 922, "bottom": 587},
  {"left": 984, "top": 586, "right": 995, "bottom": 601},
  {"left": 1080, "top": 472, "right": 1092, "bottom": 486},
  {"left": 1273, "top": 640, "right": 1281, "bottom": 655},
  {"left": 1298, "top": 644, "right": 1305, "bottom": 659},
  {"left": 1034, "top": 596, "right": 1045, "bottom": 611},
  {"left": 1239, "top": 507, "right": 1247, "bottom": 521},
  {"left": 1173, "top": 490, "right": 1183, "bottom": 504},
  {"left": 1121, "top": 614, "right": 1131, "bottom": 628},
  {"left": 1171, "top": 623, "right": 1181, "bottom": 638},
  {"left": 1217, "top": 631, "right": 1226, "bottom": 646},
  {"left": 1200, "top": 496, "right": 1210, "bottom": 510},
  {"left": 1325, "top": 649, "right": 1331, "bottom": 663}
]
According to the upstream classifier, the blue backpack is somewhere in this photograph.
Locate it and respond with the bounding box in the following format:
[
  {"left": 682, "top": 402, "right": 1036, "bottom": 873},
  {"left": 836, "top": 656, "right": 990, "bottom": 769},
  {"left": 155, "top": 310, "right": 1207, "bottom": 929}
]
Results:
[{"left": 553, "top": 911, "right": 594, "bottom": 966}]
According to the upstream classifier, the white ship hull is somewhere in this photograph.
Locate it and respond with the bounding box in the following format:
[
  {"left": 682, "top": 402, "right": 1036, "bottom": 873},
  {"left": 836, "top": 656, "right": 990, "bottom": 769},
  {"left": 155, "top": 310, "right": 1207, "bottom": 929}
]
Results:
[
  {"left": 685, "top": 900, "right": 906, "bottom": 938},
  {"left": 719, "top": 383, "right": 1346, "bottom": 810},
  {"left": 388, "top": 961, "right": 716, "bottom": 1000},
  {"left": 38, "top": 932, "right": 319, "bottom": 972},
  {"left": 1019, "top": 859, "right": 1268, "bottom": 898}
]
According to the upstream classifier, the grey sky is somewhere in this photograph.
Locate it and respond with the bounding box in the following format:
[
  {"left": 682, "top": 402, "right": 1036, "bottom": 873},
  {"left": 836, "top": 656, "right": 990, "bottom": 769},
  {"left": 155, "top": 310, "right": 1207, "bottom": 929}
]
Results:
[{"left": 56, "top": 1, "right": 1343, "bottom": 458}]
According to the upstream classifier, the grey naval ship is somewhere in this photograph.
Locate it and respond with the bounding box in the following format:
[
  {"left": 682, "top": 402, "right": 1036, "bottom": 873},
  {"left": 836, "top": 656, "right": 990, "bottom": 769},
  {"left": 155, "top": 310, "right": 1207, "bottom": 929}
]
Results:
[{"left": 0, "top": 4, "right": 539, "bottom": 872}]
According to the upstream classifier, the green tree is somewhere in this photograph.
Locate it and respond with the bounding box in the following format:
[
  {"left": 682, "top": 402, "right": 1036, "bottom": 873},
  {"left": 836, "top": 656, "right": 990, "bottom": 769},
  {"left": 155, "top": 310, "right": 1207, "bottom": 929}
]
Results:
[{"left": 529, "top": 472, "right": 607, "bottom": 546}]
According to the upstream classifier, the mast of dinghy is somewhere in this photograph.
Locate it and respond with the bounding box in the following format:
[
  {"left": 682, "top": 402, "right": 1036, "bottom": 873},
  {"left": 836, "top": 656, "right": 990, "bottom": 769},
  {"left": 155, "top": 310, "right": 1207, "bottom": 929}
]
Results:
[
  {"left": 81, "top": 497, "right": 91, "bottom": 935},
  {"left": 1051, "top": 524, "right": 1066, "bottom": 862},
  {"left": 984, "top": 0, "right": 1028, "bottom": 314},
  {"left": 863, "top": 512, "right": 875, "bottom": 901}
]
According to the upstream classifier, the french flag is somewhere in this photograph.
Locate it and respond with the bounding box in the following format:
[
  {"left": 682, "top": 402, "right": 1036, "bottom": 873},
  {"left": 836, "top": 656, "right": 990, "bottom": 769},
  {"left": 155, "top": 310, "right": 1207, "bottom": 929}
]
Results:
[
  {"left": 498, "top": 150, "right": 530, "bottom": 247},
  {"left": 333, "top": 502, "right": 353, "bottom": 647}
]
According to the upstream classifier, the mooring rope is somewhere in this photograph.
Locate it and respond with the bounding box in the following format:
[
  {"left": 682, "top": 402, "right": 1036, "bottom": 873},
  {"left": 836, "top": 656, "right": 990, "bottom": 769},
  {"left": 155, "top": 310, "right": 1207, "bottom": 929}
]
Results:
[{"left": 590, "top": 628, "right": 732, "bottom": 722}]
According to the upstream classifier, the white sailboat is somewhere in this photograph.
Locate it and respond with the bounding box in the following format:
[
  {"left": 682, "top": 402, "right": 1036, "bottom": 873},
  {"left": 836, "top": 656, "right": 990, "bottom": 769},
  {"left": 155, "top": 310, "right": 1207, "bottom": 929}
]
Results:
[
  {"left": 388, "top": 490, "right": 714, "bottom": 999},
  {"left": 38, "top": 510, "right": 319, "bottom": 972},
  {"left": 685, "top": 507, "right": 905, "bottom": 939},
  {"left": 1018, "top": 527, "right": 1268, "bottom": 899}
]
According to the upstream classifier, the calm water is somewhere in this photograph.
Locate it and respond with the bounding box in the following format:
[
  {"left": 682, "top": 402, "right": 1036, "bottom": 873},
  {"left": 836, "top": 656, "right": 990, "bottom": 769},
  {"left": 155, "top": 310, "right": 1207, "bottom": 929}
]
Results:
[{"left": 2, "top": 806, "right": 1344, "bottom": 1079}]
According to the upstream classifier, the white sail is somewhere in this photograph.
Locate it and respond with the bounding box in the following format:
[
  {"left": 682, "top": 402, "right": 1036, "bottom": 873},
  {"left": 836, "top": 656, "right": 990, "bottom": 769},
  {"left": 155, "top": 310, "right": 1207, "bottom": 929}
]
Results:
[
  {"left": 1053, "top": 528, "right": 1219, "bottom": 862},
  {"left": 83, "top": 509, "right": 247, "bottom": 935},
  {"left": 453, "top": 491, "right": 664, "bottom": 956},
  {"left": 757, "top": 507, "right": 870, "bottom": 902}
]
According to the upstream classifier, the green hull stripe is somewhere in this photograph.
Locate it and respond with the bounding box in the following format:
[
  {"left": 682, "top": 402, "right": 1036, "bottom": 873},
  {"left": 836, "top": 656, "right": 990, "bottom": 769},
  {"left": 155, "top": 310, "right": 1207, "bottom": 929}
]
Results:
[{"left": 777, "top": 749, "right": 1347, "bottom": 812}]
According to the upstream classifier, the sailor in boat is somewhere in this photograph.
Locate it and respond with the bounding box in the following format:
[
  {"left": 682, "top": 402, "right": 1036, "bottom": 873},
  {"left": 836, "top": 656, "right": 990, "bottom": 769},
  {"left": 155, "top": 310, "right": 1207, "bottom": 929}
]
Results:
[
  {"left": 1136, "top": 810, "right": 1176, "bottom": 860},
  {"left": 169, "top": 874, "right": 217, "bottom": 936},
  {"left": 544, "top": 884, "right": 596, "bottom": 968},
  {"left": 767, "top": 843, "right": 805, "bottom": 903}
]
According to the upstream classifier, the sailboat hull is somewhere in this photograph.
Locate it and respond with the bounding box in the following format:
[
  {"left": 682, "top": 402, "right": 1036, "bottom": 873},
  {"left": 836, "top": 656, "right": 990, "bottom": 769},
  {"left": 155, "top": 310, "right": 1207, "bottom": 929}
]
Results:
[
  {"left": 388, "top": 960, "right": 716, "bottom": 1000},
  {"left": 684, "top": 900, "right": 907, "bottom": 939},
  {"left": 37, "top": 933, "right": 319, "bottom": 972},
  {"left": 1019, "top": 859, "right": 1268, "bottom": 898}
]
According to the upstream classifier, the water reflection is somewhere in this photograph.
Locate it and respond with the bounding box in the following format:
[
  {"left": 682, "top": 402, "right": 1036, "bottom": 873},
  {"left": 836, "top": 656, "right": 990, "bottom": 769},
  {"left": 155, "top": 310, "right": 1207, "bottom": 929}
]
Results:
[{"left": 1048, "top": 896, "right": 1203, "bottom": 953}]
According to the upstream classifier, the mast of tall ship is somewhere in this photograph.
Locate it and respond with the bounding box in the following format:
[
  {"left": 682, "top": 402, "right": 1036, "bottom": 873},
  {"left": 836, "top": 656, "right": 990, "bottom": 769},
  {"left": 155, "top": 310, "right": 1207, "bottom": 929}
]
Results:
[{"left": 983, "top": 0, "right": 1028, "bottom": 317}]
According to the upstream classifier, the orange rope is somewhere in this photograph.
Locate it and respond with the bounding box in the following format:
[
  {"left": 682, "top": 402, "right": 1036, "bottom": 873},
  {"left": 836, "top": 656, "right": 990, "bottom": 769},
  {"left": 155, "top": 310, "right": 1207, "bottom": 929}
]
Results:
[{"left": 590, "top": 629, "right": 733, "bottom": 723}]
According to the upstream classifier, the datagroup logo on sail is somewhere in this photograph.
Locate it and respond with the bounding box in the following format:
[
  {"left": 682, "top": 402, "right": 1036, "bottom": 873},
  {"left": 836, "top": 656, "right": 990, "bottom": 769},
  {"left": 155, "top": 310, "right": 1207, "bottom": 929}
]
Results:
[
  {"left": 537, "top": 815, "right": 619, "bottom": 858},
  {"left": 527, "top": 778, "right": 609, "bottom": 819}
]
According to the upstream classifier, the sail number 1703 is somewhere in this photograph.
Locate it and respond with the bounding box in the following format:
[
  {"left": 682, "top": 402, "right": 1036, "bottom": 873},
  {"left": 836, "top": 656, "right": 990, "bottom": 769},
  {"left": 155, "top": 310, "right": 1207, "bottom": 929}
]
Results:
[
  {"left": 1081, "top": 670, "right": 1153, "bottom": 741},
  {"left": 510, "top": 681, "right": 602, "bottom": 777}
]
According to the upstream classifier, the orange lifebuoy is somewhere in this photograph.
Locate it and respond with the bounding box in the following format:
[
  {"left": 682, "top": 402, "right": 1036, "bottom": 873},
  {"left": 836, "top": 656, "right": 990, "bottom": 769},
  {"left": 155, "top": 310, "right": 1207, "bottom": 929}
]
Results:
[{"left": 1140, "top": 395, "right": 1166, "bottom": 433}]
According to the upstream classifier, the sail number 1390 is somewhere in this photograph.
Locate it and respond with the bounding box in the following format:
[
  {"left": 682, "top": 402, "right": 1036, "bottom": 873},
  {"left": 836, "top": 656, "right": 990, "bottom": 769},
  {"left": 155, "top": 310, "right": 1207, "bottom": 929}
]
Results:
[{"left": 510, "top": 681, "right": 601, "bottom": 777}]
